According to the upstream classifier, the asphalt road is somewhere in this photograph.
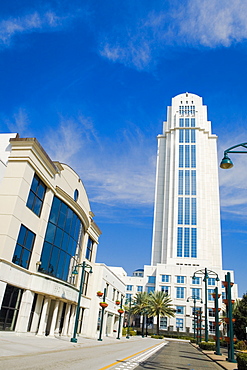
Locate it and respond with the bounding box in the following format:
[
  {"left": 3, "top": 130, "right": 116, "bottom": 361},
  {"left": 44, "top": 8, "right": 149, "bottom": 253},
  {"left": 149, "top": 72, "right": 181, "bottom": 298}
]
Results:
[
  {"left": 134, "top": 341, "right": 221, "bottom": 370},
  {"left": 0, "top": 337, "right": 165, "bottom": 370}
]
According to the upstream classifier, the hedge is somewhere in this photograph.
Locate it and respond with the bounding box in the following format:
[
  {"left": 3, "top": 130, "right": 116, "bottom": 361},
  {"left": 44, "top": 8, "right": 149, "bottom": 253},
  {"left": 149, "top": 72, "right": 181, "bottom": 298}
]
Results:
[
  {"left": 236, "top": 353, "right": 247, "bottom": 370},
  {"left": 151, "top": 335, "right": 164, "bottom": 339},
  {"left": 199, "top": 341, "right": 216, "bottom": 351}
]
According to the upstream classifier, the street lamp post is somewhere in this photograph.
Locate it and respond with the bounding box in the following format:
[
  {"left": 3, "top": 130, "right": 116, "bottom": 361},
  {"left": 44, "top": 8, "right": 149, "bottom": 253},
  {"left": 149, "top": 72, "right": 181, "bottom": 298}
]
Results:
[
  {"left": 98, "top": 287, "right": 107, "bottom": 341},
  {"left": 70, "top": 261, "right": 92, "bottom": 343},
  {"left": 116, "top": 296, "right": 123, "bottom": 340},
  {"left": 187, "top": 296, "right": 203, "bottom": 339},
  {"left": 213, "top": 287, "right": 222, "bottom": 356},
  {"left": 220, "top": 142, "right": 247, "bottom": 169},
  {"left": 193, "top": 268, "right": 220, "bottom": 342},
  {"left": 126, "top": 298, "right": 131, "bottom": 339}
]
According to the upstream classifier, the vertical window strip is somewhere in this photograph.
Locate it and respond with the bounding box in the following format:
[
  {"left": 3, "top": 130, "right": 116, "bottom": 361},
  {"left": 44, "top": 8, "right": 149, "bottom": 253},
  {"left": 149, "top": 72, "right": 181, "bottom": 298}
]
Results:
[
  {"left": 179, "top": 118, "right": 184, "bottom": 127},
  {"left": 185, "top": 118, "right": 190, "bottom": 127},
  {"left": 179, "top": 129, "right": 184, "bottom": 143},
  {"left": 178, "top": 170, "right": 183, "bottom": 195},
  {"left": 191, "top": 198, "right": 197, "bottom": 225},
  {"left": 185, "top": 129, "right": 190, "bottom": 143},
  {"left": 185, "top": 198, "right": 190, "bottom": 225},
  {"left": 191, "top": 228, "right": 197, "bottom": 258},
  {"left": 177, "top": 227, "right": 183, "bottom": 257},
  {"left": 185, "top": 170, "right": 190, "bottom": 195},
  {"left": 191, "top": 129, "right": 196, "bottom": 143},
  {"left": 191, "top": 145, "right": 196, "bottom": 168},
  {"left": 179, "top": 145, "right": 184, "bottom": 168},
  {"left": 185, "top": 145, "right": 190, "bottom": 167},
  {"left": 191, "top": 170, "right": 196, "bottom": 195},
  {"left": 191, "top": 118, "right": 195, "bottom": 127},
  {"left": 178, "top": 198, "right": 183, "bottom": 224},
  {"left": 184, "top": 227, "right": 190, "bottom": 257}
]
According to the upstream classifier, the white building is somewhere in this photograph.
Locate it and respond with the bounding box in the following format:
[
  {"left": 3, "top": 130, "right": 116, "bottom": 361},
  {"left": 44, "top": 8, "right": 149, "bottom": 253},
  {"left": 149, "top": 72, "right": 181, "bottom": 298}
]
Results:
[
  {"left": 0, "top": 134, "right": 125, "bottom": 339},
  {"left": 121, "top": 93, "right": 238, "bottom": 335}
]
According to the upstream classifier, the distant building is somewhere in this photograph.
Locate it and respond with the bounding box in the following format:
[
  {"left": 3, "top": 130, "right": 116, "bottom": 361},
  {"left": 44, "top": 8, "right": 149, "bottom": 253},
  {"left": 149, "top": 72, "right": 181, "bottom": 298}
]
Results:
[
  {"left": 118, "top": 93, "right": 238, "bottom": 335},
  {"left": 0, "top": 134, "right": 125, "bottom": 338}
]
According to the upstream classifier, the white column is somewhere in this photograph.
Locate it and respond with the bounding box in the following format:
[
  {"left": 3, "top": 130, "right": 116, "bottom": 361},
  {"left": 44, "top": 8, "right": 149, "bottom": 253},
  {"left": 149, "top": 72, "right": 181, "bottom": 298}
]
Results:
[
  {"left": 0, "top": 281, "right": 7, "bottom": 309},
  {"left": 62, "top": 304, "right": 71, "bottom": 336},
  {"left": 49, "top": 300, "right": 59, "bottom": 337},
  {"left": 30, "top": 295, "right": 43, "bottom": 333},
  {"left": 55, "top": 302, "right": 64, "bottom": 335},
  {"left": 15, "top": 290, "right": 34, "bottom": 333},
  {"left": 37, "top": 297, "right": 50, "bottom": 336},
  {"left": 68, "top": 305, "right": 76, "bottom": 336}
]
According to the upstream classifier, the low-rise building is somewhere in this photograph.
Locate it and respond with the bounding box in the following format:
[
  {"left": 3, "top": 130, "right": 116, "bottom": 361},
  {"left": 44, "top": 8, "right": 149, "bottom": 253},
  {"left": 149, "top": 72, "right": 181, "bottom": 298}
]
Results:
[{"left": 0, "top": 134, "right": 125, "bottom": 339}]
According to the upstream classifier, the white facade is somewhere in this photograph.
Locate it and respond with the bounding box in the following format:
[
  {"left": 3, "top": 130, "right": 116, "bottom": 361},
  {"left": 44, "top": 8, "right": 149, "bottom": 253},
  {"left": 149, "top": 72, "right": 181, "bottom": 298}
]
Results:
[
  {"left": 0, "top": 134, "right": 125, "bottom": 339},
  {"left": 121, "top": 93, "right": 238, "bottom": 335}
]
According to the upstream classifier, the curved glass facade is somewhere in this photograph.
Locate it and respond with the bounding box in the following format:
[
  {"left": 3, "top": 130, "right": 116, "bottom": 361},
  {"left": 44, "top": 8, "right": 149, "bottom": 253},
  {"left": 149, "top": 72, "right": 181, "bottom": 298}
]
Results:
[{"left": 39, "top": 196, "right": 83, "bottom": 283}]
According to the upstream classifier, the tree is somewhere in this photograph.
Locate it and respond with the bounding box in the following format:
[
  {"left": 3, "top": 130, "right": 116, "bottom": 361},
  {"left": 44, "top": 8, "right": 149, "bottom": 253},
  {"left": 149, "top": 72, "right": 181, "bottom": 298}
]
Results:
[
  {"left": 233, "top": 293, "right": 247, "bottom": 340},
  {"left": 132, "top": 292, "right": 149, "bottom": 337},
  {"left": 147, "top": 291, "right": 175, "bottom": 335}
]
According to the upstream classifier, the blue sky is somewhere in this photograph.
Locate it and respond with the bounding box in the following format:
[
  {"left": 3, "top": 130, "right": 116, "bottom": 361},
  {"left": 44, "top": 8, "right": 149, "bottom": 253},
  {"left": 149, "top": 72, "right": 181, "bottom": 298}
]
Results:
[{"left": 1, "top": 0, "right": 247, "bottom": 296}]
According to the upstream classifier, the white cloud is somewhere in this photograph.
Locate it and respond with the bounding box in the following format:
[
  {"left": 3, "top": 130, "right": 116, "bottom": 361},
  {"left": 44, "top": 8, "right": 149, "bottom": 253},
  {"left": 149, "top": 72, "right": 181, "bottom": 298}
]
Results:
[
  {"left": 218, "top": 133, "right": 247, "bottom": 218},
  {"left": 5, "top": 108, "right": 30, "bottom": 136},
  {"left": 177, "top": 0, "right": 247, "bottom": 47},
  {"left": 97, "top": 0, "right": 247, "bottom": 70},
  {"left": 43, "top": 116, "right": 156, "bottom": 207}
]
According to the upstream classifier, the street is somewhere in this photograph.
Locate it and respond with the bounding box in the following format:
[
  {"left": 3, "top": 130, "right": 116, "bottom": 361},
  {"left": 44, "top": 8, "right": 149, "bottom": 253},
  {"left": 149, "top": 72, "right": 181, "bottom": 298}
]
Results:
[
  {"left": 135, "top": 341, "right": 223, "bottom": 370},
  {"left": 0, "top": 337, "right": 165, "bottom": 370},
  {"left": 0, "top": 337, "right": 227, "bottom": 370}
]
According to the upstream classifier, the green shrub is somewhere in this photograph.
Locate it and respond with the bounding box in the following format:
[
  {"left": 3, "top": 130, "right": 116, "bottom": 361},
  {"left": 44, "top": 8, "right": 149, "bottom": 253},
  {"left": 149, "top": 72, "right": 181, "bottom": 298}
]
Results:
[
  {"left": 235, "top": 341, "right": 247, "bottom": 351},
  {"left": 129, "top": 330, "right": 137, "bottom": 336},
  {"left": 151, "top": 335, "right": 164, "bottom": 339},
  {"left": 122, "top": 327, "right": 134, "bottom": 335},
  {"left": 199, "top": 341, "right": 215, "bottom": 350},
  {"left": 190, "top": 338, "right": 197, "bottom": 343},
  {"left": 236, "top": 353, "right": 247, "bottom": 370}
]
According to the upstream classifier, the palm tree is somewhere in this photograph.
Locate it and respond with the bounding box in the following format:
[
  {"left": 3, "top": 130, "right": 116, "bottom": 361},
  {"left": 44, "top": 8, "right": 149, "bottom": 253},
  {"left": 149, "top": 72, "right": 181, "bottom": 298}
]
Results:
[
  {"left": 132, "top": 292, "right": 149, "bottom": 337},
  {"left": 147, "top": 291, "right": 175, "bottom": 335}
]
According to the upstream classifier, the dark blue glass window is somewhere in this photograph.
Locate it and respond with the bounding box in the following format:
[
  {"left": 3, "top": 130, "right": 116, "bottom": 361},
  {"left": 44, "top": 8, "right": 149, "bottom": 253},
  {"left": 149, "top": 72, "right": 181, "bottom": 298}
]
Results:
[
  {"left": 177, "top": 227, "right": 183, "bottom": 257},
  {"left": 148, "top": 276, "right": 156, "bottom": 284},
  {"left": 191, "top": 145, "right": 196, "bottom": 168},
  {"left": 191, "top": 118, "right": 196, "bottom": 127},
  {"left": 185, "top": 170, "right": 190, "bottom": 195},
  {"left": 185, "top": 198, "right": 190, "bottom": 225},
  {"left": 191, "top": 129, "right": 196, "bottom": 143},
  {"left": 191, "top": 170, "right": 196, "bottom": 195},
  {"left": 179, "top": 129, "right": 184, "bottom": 143},
  {"left": 179, "top": 118, "right": 184, "bottom": 127},
  {"left": 185, "top": 145, "right": 190, "bottom": 167},
  {"left": 191, "top": 198, "right": 197, "bottom": 225},
  {"left": 12, "top": 225, "right": 35, "bottom": 269},
  {"left": 191, "top": 228, "right": 197, "bottom": 257},
  {"left": 85, "top": 237, "right": 93, "bottom": 261},
  {"left": 179, "top": 145, "right": 184, "bottom": 168},
  {"left": 184, "top": 228, "right": 190, "bottom": 257},
  {"left": 26, "top": 174, "right": 46, "bottom": 216},
  {"left": 178, "top": 170, "right": 183, "bottom": 195},
  {"left": 74, "top": 189, "right": 79, "bottom": 202},
  {"left": 39, "top": 196, "right": 84, "bottom": 283},
  {"left": 178, "top": 198, "right": 183, "bottom": 224},
  {"left": 185, "top": 129, "right": 190, "bottom": 143}
]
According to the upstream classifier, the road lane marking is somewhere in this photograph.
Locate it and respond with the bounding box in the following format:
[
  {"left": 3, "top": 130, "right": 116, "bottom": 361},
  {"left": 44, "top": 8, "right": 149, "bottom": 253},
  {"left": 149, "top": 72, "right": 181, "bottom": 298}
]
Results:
[{"left": 98, "top": 341, "right": 167, "bottom": 370}]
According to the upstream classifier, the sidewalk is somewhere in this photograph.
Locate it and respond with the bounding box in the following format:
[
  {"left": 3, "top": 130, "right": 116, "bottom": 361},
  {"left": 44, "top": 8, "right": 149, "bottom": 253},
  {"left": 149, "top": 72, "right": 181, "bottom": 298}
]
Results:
[
  {"left": 0, "top": 332, "right": 135, "bottom": 358},
  {"left": 191, "top": 343, "right": 238, "bottom": 370}
]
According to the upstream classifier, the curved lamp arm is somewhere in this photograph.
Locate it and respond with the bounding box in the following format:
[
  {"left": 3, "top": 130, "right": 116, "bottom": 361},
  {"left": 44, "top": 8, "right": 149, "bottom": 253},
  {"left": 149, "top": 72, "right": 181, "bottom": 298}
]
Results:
[{"left": 220, "top": 142, "right": 247, "bottom": 169}]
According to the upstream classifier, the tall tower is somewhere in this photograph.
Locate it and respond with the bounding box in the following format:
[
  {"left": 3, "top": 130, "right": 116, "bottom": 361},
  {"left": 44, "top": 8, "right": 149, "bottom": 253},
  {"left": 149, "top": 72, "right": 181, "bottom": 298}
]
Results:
[{"left": 151, "top": 92, "right": 222, "bottom": 269}]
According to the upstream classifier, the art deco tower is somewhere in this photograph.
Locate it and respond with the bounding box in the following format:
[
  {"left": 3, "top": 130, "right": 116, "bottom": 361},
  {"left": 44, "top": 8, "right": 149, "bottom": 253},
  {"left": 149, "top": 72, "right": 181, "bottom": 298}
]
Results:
[{"left": 151, "top": 92, "right": 222, "bottom": 270}]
